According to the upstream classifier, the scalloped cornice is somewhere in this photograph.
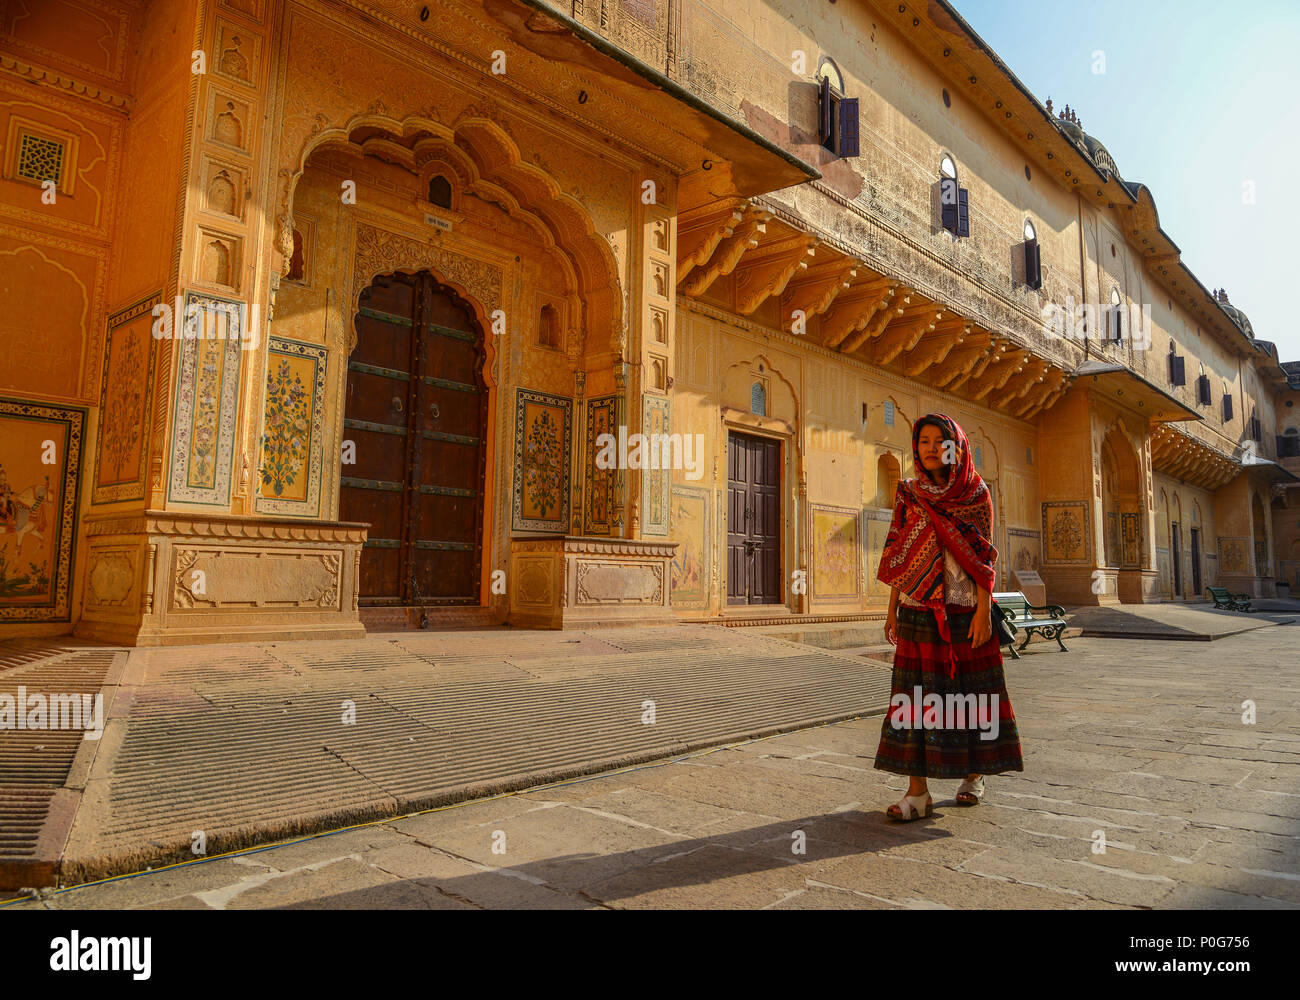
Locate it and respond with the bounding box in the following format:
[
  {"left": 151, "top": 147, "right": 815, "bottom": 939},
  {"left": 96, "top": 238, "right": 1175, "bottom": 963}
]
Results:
[{"left": 0, "top": 55, "right": 131, "bottom": 112}]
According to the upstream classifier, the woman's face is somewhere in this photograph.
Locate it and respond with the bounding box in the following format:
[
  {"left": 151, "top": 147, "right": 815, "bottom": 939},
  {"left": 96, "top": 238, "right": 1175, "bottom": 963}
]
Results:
[{"left": 917, "top": 423, "right": 956, "bottom": 478}]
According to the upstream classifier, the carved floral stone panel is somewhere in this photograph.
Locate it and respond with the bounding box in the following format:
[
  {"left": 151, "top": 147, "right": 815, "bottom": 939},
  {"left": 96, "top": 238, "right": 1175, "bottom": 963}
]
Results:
[
  {"left": 173, "top": 547, "right": 341, "bottom": 610},
  {"left": 575, "top": 560, "right": 663, "bottom": 605}
]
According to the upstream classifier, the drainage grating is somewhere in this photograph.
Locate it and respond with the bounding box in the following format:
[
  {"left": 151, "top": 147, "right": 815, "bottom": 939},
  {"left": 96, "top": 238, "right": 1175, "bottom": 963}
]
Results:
[{"left": 0, "top": 652, "right": 113, "bottom": 884}]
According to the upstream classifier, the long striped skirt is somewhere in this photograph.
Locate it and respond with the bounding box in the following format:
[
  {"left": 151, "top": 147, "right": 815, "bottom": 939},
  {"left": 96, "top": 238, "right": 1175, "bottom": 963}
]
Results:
[{"left": 874, "top": 603, "right": 1025, "bottom": 778}]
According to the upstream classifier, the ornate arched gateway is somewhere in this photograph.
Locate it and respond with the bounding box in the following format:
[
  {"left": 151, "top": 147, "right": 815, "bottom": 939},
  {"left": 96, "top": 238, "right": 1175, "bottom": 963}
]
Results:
[
  {"left": 342, "top": 272, "right": 489, "bottom": 606},
  {"left": 265, "top": 113, "right": 678, "bottom": 629}
]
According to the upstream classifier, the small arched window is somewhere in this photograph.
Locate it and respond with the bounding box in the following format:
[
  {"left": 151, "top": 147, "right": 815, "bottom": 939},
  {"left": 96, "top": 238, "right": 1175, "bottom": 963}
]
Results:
[
  {"left": 876, "top": 453, "right": 900, "bottom": 508},
  {"left": 750, "top": 381, "right": 766, "bottom": 417},
  {"left": 938, "top": 155, "right": 967, "bottom": 237},
  {"left": 538, "top": 303, "right": 560, "bottom": 350},
  {"left": 1106, "top": 287, "right": 1123, "bottom": 342},
  {"left": 427, "top": 174, "right": 452, "bottom": 209},
  {"left": 1023, "top": 218, "right": 1041, "bottom": 289},
  {"left": 816, "top": 57, "right": 858, "bottom": 157}
]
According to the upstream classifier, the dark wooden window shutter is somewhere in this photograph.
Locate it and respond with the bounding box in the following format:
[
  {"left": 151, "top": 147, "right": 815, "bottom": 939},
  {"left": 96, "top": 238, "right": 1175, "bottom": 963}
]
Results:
[
  {"left": 1109, "top": 305, "right": 1123, "bottom": 341},
  {"left": 837, "top": 98, "right": 859, "bottom": 157},
  {"left": 1223, "top": 393, "right": 1233, "bottom": 421},
  {"left": 1024, "top": 241, "right": 1042, "bottom": 289},
  {"left": 819, "top": 76, "right": 833, "bottom": 149},
  {"left": 940, "top": 177, "right": 958, "bottom": 232},
  {"left": 956, "top": 187, "right": 970, "bottom": 237},
  {"left": 1196, "top": 375, "right": 1211, "bottom": 405},
  {"left": 1170, "top": 354, "right": 1186, "bottom": 386}
]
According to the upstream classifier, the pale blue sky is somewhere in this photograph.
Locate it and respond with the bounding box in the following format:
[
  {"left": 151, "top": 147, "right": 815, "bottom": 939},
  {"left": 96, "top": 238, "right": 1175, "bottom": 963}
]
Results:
[{"left": 953, "top": 0, "right": 1300, "bottom": 361}]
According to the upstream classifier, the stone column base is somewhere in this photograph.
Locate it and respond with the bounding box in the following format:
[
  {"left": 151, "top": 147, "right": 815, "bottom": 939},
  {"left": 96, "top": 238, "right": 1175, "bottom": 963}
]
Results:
[
  {"left": 1117, "top": 569, "right": 1159, "bottom": 603},
  {"left": 509, "top": 536, "right": 678, "bottom": 629},
  {"left": 75, "top": 511, "right": 366, "bottom": 646}
]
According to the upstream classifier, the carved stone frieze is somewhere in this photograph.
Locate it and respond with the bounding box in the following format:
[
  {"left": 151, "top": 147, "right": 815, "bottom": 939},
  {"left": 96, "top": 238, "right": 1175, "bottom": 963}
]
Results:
[
  {"left": 172, "top": 548, "right": 342, "bottom": 611},
  {"left": 575, "top": 561, "right": 664, "bottom": 605}
]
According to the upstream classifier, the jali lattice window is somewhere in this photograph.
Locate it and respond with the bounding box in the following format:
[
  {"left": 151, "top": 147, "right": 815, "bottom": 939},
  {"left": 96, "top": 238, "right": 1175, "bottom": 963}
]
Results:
[{"left": 17, "top": 134, "right": 63, "bottom": 185}]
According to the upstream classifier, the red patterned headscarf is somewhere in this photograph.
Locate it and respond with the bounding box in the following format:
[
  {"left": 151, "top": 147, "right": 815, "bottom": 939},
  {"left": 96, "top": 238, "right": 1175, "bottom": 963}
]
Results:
[{"left": 877, "top": 413, "right": 998, "bottom": 673}]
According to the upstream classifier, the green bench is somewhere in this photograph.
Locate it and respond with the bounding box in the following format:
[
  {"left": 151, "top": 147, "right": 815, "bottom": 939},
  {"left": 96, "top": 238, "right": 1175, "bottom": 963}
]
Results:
[
  {"left": 992, "top": 591, "right": 1069, "bottom": 659},
  {"left": 1206, "top": 586, "right": 1253, "bottom": 612}
]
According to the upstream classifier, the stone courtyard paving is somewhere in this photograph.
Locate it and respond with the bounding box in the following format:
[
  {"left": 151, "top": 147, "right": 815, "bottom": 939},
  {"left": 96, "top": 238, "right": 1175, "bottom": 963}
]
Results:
[{"left": 7, "top": 617, "right": 1298, "bottom": 910}]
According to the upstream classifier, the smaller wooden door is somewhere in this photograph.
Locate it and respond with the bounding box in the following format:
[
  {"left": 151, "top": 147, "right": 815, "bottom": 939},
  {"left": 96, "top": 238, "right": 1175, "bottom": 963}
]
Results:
[
  {"left": 727, "top": 431, "right": 781, "bottom": 605},
  {"left": 1171, "top": 523, "right": 1183, "bottom": 598},
  {"left": 1190, "top": 528, "right": 1202, "bottom": 597}
]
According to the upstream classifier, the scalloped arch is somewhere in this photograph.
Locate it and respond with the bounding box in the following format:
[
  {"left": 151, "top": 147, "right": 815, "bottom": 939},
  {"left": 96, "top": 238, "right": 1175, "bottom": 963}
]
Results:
[{"left": 284, "top": 112, "right": 624, "bottom": 361}]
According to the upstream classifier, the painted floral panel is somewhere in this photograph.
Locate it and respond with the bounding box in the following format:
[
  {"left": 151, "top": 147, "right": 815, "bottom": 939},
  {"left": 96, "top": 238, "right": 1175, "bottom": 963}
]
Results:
[
  {"left": 168, "top": 292, "right": 244, "bottom": 506},
  {"left": 256, "top": 337, "right": 327, "bottom": 515},
  {"left": 93, "top": 294, "right": 159, "bottom": 504},
  {"left": 513, "top": 388, "right": 570, "bottom": 532}
]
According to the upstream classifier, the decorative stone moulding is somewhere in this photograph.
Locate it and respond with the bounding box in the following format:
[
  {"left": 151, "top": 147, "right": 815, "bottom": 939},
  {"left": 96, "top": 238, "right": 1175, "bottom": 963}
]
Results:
[
  {"left": 75, "top": 511, "right": 367, "bottom": 646},
  {"left": 508, "top": 535, "right": 678, "bottom": 629}
]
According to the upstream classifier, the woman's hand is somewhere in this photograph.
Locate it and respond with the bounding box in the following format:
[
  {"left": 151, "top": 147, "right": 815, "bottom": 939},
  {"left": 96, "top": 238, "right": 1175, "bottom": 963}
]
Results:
[{"left": 885, "top": 607, "right": 899, "bottom": 646}]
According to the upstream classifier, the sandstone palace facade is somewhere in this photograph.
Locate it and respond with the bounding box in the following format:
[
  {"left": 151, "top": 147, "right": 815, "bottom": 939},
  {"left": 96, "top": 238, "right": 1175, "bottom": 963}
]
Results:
[{"left": 1, "top": 0, "right": 1296, "bottom": 645}]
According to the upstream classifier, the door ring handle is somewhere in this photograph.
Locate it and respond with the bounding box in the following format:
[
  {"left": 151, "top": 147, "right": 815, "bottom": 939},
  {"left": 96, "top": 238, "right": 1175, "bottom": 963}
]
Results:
[
  {"left": 391, "top": 395, "right": 404, "bottom": 414},
  {"left": 430, "top": 402, "right": 440, "bottom": 420}
]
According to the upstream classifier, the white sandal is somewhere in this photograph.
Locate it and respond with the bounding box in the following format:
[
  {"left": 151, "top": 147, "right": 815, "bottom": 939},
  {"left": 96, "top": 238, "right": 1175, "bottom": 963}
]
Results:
[
  {"left": 886, "top": 791, "right": 933, "bottom": 822},
  {"left": 955, "top": 775, "right": 985, "bottom": 805}
]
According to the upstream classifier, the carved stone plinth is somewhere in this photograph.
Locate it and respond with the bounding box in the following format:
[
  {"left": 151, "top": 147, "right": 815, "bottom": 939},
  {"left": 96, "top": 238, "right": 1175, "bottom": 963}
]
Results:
[
  {"left": 75, "top": 511, "right": 367, "bottom": 646},
  {"left": 509, "top": 536, "right": 678, "bottom": 629}
]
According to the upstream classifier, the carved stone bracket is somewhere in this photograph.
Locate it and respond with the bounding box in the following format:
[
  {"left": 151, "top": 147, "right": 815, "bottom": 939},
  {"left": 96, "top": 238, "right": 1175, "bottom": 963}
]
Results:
[{"left": 732, "top": 234, "right": 818, "bottom": 315}]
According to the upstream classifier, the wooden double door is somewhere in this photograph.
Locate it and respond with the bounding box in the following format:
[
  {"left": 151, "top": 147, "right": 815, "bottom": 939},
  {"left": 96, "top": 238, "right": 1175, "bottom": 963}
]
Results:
[
  {"left": 727, "top": 431, "right": 782, "bottom": 605},
  {"left": 341, "top": 272, "right": 488, "bottom": 605}
]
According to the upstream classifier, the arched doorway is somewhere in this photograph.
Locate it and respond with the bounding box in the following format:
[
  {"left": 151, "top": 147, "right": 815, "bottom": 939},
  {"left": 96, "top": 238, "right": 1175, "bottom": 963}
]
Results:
[
  {"left": 1101, "top": 427, "right": 1143, "bottom": 600},
  {"left": 1252, "top": 493, "right": 1269, "bottom": 578},
  {"left": 341, "top": 271, "right": 489, "bottom": 606}
]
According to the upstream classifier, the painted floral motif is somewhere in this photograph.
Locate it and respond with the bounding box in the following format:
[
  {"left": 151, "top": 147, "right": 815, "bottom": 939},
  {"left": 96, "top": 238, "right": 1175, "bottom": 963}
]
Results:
[
  {"left": 523, "top": 408, "right": 560, "bottom": 518},
  {"left": 1050, "top": 510, "right": 1082, "bottom": 559},
  {"left": 190, "top": 339, "right": 226, "bottom": 488},
  {"left": 259, "top": 358, "right": 310, "bottom": 497},
  {"left": 513, "top": 389, "right": 570, "bottom": 532},
  {"left": 102, "top": 329, "right": 144, "bottom": 483}
]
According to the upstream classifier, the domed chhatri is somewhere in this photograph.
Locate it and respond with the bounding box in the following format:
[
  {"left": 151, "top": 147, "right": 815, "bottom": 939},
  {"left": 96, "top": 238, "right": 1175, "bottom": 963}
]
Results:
[
  {"left": 1214, "top": 288, "right": 1255, "bottom": 340},
  {"left": 1046, "top": 98, "right": 1120, "bottom": 179}
]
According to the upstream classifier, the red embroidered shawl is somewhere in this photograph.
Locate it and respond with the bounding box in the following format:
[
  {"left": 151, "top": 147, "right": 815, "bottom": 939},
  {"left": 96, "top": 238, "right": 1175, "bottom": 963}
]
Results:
[{"left": 876, "top": 413, "right": 998, "bottom": 673}]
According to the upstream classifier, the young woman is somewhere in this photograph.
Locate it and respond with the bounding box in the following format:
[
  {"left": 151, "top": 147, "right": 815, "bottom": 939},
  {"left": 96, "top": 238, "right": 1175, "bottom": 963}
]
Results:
[{"left": 875, "top": 413, "right": 1024, "bottom": 820}]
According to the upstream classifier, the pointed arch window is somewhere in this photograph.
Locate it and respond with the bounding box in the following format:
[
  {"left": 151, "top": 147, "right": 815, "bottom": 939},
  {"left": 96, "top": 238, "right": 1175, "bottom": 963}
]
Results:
[{"left": 427, "top": 174, "right": 452, "bottom": 209}]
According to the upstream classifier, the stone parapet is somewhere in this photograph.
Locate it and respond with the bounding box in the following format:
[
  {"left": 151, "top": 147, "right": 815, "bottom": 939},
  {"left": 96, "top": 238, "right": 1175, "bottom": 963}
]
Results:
[
  {"left": 75, "top": 511, "right": 367, "bottom": 646},
  {"left": 509, "top": 535, "right": 678, "bottom": 629}
]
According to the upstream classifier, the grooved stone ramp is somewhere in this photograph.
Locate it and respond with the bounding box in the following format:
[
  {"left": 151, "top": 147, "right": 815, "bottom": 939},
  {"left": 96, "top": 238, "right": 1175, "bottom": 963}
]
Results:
[
  {"left": 59, "top": 625, "right": 891, "bottom": 884},
  {"left": 0, "top": 651, "right": 118, "bottom": 887}
]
